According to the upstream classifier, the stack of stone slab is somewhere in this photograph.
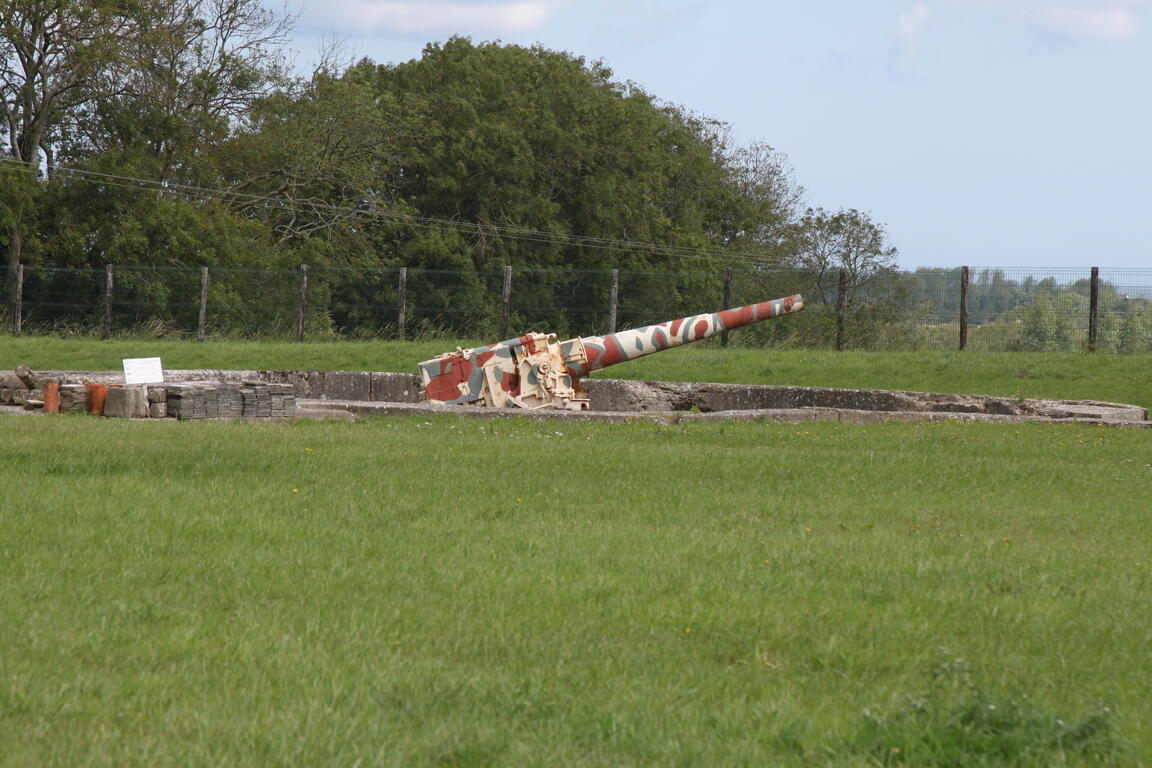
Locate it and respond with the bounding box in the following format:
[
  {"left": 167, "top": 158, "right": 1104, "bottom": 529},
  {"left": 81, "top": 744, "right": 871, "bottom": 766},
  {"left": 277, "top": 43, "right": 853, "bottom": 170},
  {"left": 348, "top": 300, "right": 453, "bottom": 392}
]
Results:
[
  {"left": 165, "top": 381, "right": 295, "bottom": 421},
  {"left": 57, "top": 384, "right": 90, "bottom": 413}
]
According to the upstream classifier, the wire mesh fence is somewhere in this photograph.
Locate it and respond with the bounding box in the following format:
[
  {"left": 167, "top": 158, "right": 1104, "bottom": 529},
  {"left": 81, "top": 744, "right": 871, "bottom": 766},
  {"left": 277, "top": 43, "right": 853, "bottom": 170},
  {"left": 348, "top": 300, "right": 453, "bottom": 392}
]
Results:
[{"left": 4, "top": 263, "right": 1152, "bottom": 353}]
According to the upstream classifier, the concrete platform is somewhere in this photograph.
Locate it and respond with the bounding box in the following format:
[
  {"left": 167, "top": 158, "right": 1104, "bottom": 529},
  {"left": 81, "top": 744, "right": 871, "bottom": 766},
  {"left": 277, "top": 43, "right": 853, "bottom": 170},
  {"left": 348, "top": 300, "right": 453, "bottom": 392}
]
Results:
[{"left": 14, "top": 369, "right": 1151, "bottom": 427}]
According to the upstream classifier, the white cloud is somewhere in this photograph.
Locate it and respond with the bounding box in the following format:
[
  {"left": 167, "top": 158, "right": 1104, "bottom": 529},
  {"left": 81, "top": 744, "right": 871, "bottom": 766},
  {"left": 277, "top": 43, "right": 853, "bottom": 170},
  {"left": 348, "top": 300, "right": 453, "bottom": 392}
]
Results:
[
  {"left": 1031, "top": 4, "right": 1141, "bottom": 40},
  {"left": 895, "top": 3, "right": 932, "bottom": 68},
  {"left": 316, "top": 0, "right": 564, "bottom": 37},
  {"left": 919, "top": 0, "right": 1148, "bottom": 42}
]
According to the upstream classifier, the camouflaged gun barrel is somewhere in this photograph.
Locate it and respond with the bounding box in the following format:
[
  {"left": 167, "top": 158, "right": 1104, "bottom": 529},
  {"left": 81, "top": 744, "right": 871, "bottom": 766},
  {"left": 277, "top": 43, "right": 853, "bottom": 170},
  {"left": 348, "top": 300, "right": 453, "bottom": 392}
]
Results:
[
  {"left": 419, "top": 294, "right": 805, "bottom": 410},
  {"left": 560, "top": 294, "right": 805, "bottom": 378}
]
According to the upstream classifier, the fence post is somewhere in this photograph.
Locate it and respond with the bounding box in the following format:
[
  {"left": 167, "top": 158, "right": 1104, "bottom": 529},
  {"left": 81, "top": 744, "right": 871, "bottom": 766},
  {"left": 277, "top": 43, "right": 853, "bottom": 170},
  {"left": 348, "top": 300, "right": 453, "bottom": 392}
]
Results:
[
  {"left": 721, "top": 267, "right": 733, "bottom": 347},
  {"left": 13, "top": 264, "right": 23, "bottom": 336},
  {"left": 1088, "top": 266, "right": 1099, "bottom": 351},
  {"left": 397, "top": 267, "right": 408, "bottom": 341},
  {"left": 197, "top": 266, "right": 209, "bottom": 342},
  {"left": 500, "top": 264, "right": 512, "bottom": 338},
  {"left": 959, "top": 265, "right": 969, "bottom": 351},
  {"left": 607, "top": 268, "right": 619, "bottom": 334},
  {"left": 103, "top": 265, "right": 114, "bottom": 340},
  {"left": 296, "top": 264, "right": 309, "bottom": 342},
  {"left": 836, "top": 269, "right": 848, "bottom": 351}
]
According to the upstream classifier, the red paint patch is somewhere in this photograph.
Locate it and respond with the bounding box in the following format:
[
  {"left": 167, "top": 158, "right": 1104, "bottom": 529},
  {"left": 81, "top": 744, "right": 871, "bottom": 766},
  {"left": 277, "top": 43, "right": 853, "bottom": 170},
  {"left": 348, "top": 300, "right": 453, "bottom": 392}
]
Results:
[
  {"left": 669, "top": 318, "right": 685, "bottom": 337},
  {"left": 600, "top": 335, "right": 627, "bottom": 368},
  {"left": 499, "top": 371, "right": 521, "bottom": 394},
  {"left": 424, "top": 355, "right": 473, "bottom": 402},
  {"left": 717, "top": 305, "right": 753, "bottom": 329},
  {"left": 692, "top": 319, "right": 710, "bottom": 339},
  {"left": 519, "top": 335, "right": 537, "bottom": 355}
]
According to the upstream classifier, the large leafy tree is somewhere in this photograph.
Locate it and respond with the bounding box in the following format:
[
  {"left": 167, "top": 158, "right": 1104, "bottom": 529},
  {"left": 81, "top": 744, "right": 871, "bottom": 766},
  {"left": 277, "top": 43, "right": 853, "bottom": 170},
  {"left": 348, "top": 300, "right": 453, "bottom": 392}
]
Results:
[
  {"left": 1, "top": 0, "right": 135, "bottom": 287},
  {"left": 361, "top": 38, "right": 802, "bottom": 273}
]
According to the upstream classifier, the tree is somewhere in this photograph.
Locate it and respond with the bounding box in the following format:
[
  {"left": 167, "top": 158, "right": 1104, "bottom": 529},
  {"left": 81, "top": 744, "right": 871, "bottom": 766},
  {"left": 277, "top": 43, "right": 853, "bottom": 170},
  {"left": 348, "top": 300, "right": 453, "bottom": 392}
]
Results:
[
  {"left": 1, "top": 0, "right": 135, "bottom": 288},
  {"left": 792, "top": 207, "right": 898, "bottom": 304},
  {"left": 1, "top": 0, "right": 293, "bottom": 304},
  {"left": 218, "top": 65, "right": 403, "bottom": 251}
]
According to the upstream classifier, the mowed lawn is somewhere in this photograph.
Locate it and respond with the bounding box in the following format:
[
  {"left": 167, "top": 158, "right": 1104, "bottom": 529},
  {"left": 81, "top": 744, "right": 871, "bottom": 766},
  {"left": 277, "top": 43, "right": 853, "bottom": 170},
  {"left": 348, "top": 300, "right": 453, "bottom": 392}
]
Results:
[{"left": 2, "top": 411, "right": 1150, "bottom": 766}]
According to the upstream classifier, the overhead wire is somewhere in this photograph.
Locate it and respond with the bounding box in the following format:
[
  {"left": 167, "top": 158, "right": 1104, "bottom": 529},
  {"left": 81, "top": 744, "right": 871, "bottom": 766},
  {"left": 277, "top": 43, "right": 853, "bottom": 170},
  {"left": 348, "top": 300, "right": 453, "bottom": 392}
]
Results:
[{"left": 0, "top": 159, "right": 782, "bottom": 267}]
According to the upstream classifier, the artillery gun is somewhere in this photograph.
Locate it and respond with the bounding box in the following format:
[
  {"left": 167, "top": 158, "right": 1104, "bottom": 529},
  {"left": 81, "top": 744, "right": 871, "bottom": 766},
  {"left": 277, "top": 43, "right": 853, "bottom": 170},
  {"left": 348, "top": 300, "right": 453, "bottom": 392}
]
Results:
[{"left": 418, "top": 294, "right": 805, "bottom": 410}]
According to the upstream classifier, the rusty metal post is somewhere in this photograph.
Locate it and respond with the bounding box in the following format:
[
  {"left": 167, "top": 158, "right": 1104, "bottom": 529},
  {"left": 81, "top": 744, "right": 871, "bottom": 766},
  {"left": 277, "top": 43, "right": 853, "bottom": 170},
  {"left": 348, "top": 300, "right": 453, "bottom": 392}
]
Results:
[
  {"left": 103, "top": 264, "right": 114, "bottom": 340},
  {"left": 197, "top": 266, "right": 209, "bottom": 342},
  {"left": 959, "top": 265, "right": 969, "bottom": 351},
  {"left": 296, "top": 264, "right": 308, "bottom": 342},
  {"left": 1088, "top": 266, "right": 1099, "bottom": 351},
  {"left": 500, "top": 264, "right": 512, "bottom": 338},
  {"left": 721, "top": 267, "right": 733, "bottom": 347},
  {"left": 397, "top": 267, "right": 408, "bottom": 341},
  {"left": 836, "top": 268, "right": 847, "bottom": 351},
  {"left": 607, "top": 268, "right": 619, "bottom": 334},
  {"left": 13, "top": 263, "right": 23, "bottom": 336}
]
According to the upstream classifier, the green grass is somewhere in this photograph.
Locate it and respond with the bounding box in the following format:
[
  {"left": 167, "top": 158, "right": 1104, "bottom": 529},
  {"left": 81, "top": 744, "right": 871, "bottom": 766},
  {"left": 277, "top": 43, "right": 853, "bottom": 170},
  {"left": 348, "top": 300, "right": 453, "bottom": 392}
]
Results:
[
  {"left": 2, "top": 415, "right": 1149, "bottom": 765},
  {"left": 3, "top": 335, "right": 1150, "bottom": 407}
]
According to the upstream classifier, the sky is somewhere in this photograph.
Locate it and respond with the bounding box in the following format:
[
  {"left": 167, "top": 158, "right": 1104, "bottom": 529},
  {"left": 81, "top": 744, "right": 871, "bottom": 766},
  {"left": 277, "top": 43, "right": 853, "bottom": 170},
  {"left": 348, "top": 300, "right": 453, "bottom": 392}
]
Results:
[{"left": 281, "top": 0, "right": 1151, "bottom": 270}]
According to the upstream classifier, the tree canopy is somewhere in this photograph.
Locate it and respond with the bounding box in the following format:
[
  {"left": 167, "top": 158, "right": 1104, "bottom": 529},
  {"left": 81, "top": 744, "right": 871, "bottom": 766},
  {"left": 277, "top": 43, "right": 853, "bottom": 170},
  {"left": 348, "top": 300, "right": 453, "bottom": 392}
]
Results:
[{"left": 2, "top": 22, "right": 901, "bottom": 333}]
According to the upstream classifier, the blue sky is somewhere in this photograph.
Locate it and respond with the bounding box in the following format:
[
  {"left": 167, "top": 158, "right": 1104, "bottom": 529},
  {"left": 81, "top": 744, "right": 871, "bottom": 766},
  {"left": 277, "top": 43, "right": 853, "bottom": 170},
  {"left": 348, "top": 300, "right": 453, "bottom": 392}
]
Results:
[{"left": 283, "top": 0, "right": 1150, "bottom": 269}]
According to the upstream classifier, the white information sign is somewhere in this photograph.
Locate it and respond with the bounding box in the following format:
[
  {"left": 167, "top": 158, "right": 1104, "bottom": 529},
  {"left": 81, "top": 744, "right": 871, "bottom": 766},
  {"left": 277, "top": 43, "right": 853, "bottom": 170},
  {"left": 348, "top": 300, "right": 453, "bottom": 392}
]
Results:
[{"left": 123, "top": 357, "right": 165, "bottom": 385}]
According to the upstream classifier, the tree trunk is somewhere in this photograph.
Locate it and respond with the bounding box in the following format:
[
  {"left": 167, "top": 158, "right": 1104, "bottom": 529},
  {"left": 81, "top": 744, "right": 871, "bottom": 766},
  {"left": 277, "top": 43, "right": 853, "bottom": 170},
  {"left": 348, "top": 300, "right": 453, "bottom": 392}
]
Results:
[{"left": 6, "top": 224, "right": 23, "bottom": 307}]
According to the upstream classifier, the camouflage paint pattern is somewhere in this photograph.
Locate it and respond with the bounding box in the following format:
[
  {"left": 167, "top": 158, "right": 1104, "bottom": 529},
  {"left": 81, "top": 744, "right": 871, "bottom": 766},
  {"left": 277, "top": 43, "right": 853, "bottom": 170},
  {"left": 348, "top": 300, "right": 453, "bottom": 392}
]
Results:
[{"left": 419, "top": 294, "right": 804, "bottom": 410}]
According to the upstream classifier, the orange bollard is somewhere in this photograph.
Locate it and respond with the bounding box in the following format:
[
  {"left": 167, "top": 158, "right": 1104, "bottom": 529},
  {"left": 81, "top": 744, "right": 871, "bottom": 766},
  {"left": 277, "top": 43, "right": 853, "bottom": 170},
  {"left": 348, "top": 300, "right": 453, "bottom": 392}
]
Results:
[
  {"left": 43, "top": 382, "right": 60, "bottom": 414},
  {"left": 85, "top": 382, "right": 107, "bottom": 416}
]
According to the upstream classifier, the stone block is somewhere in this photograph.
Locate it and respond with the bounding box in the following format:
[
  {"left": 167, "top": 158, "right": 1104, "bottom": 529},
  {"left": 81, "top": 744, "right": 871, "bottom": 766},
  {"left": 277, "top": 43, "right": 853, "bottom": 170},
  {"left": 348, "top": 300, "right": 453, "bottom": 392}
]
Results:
[
  {"left": 321, "top": 371, "right": 371, "bottom": 401},
  {"left": 104, "top": 385, "right": 150, "bottom": 418},
  {"left": 370, "top": 372, "right": 422, "bottom": 402},
  {"left": 146, "top": 386, "right": 168, "bottom": 403},
  {"left": 149, "top": 401, "right": 167, "bottom": 418}
]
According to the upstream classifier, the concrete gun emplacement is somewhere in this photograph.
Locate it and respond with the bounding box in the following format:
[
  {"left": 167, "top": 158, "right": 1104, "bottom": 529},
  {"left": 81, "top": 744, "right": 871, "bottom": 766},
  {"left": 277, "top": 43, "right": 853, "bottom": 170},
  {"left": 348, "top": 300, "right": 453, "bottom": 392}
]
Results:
[{"left": 418, "top": 294, "right": 805, "bottom": 410}]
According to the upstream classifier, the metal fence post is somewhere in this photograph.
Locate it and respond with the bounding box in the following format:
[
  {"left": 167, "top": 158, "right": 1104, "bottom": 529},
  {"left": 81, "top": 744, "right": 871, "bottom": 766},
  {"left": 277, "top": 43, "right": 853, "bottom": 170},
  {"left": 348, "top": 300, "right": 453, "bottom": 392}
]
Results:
[
  {"left": 103, "top": 265, "right": 114, "bottom": 340},
  {"left": 959, "top": 265, "right": 969, "bottom": 351},
  {"left": 1088, "top": 266, "right": 1099, "bottom": 351},
  {"left": 500, "top": 264, "right": 512, "bottom": 338},
  {"left": 197, "top": 266, "right": 209, "bottom": 342},
  {"left": 13, "top": 264, "right": 23, "bottom": 336},
  {"left": 397, "top": 267, "right": 408, "bottom": 341},
  {"left": 721, "top": 267, "right": 733, "bottom": 347},
  {"left": 296, "top": 264, "right": 309, "bottom": 342},
  {"left": 836, "top": 269, "right": 848, "bottom": 351},
  {"left": 608, "top": 268, "right": 619, "bottom": 334}
]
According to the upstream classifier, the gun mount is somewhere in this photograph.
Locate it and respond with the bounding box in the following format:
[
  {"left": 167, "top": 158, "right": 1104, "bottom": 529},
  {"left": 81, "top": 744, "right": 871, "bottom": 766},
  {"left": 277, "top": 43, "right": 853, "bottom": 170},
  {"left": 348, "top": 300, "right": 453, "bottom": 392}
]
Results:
[{"left": 418, "top": 294, "right": 805, "bottom": 410}]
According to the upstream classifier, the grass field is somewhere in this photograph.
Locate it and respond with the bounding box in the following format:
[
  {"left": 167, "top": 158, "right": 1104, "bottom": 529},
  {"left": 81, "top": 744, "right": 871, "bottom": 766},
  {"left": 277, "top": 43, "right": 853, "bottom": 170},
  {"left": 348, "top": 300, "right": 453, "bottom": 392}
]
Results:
[
  {"left": 3, "top": 334, "right": 1151, "bottom": 407},
  {"left": 2, "top": 338, "right": 1151, "bottom": 765}
]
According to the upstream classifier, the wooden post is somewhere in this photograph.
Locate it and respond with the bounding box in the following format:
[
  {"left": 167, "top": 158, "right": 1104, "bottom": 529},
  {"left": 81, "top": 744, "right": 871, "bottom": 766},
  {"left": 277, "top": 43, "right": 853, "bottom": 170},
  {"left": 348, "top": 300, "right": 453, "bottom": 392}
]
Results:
[
  {"left": 959, "top": 265, "right": 969, "bottom": 351},
  {"left": 500, "top": 264, "right": 512, "bottom": 338},
  {"left": 397, "top": 267, "right": 408, "bottom": 341},
  {"left": 103, "top": 264, "right": 114, "bottom": 340},
  {"left": 1088, "top": 266, "right": 1099, "bottom": 351},
  {"left": 836, "top": 269, "right": 848, "bottom": 351},
  {"left": 296, "top": 264, "right": 309, "bottom": 342},
  {"left": 607, "top": 268, "right": 619, "bottom": 333},
  {"left": 197, "top": 266, "right": 209, "bottom": 342},
  {"left": 721, "top": 267, "right": 733, "bottom": 347},
  {"left": 13, "top": 263, "right": 23, "bottom": 336}
]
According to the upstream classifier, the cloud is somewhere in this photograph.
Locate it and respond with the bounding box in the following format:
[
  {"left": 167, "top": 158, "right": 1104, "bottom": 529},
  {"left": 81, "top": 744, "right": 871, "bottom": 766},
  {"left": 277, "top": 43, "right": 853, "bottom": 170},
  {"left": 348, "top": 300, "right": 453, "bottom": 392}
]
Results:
[
  {"left": 313, "top": 0, "right": 564, "bottom": 37},
  {"left": 908, "top": 0, "right": 1148, "bottom": 43},
  {"left": 1031, "top": 4, "right": 1142, "bottom": 40},
  {"left": 895, "top": 3, "right": 932, "bottom": 68}
]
